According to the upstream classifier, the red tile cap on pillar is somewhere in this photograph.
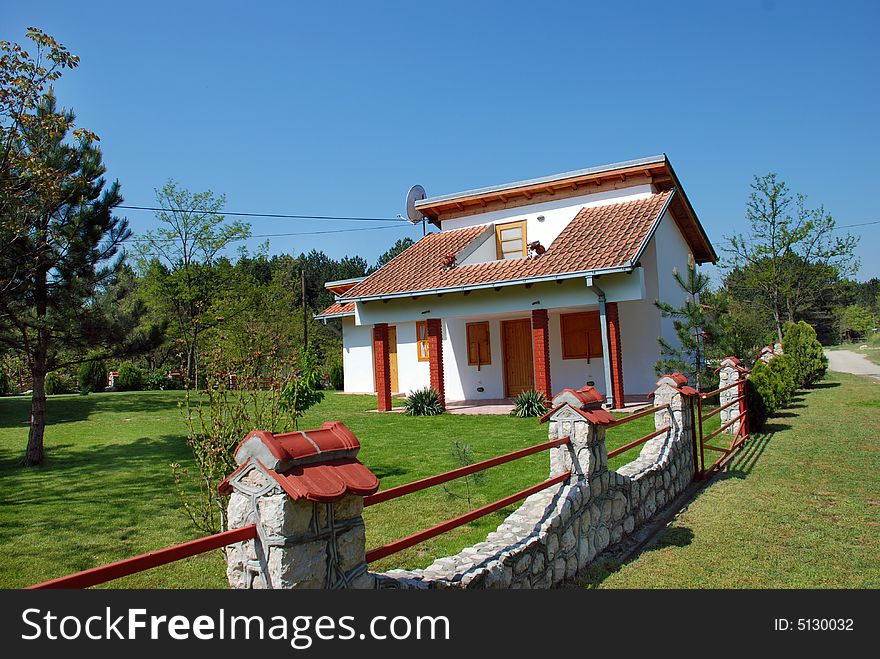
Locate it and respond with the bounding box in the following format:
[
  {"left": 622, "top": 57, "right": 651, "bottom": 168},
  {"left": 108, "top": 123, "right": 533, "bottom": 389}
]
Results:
[
  {"left": 218, "top": 421, "right": 380, "bottom": 503},
  {"left": 551, "top": 385, "right": 606, "bottom": 410}
]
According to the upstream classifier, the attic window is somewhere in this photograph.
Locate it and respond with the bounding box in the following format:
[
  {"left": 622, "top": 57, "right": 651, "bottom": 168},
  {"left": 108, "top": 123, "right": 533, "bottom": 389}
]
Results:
[{"left": 495, "top": 220, "right": 527, "bottom": 260}]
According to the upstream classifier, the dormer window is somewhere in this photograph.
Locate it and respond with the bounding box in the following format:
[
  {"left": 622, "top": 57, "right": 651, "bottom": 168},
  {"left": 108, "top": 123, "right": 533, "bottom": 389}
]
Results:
[{"left": 494, "top": 220, "right": 527, "bottom": 260}]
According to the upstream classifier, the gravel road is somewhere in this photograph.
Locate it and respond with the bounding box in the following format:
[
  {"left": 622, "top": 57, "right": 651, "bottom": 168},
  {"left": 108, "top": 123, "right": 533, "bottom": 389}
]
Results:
[{"left": 825, "top": 349, "right": 880, "bottom": 380}]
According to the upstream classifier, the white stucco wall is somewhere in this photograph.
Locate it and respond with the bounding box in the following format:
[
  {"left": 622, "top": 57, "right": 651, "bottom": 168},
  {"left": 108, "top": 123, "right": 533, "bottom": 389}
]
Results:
[
  {"left": 342, "top": 317, "right": 375, "bottom": 393},
  {"left": 652, "top": 210, "right": 693, "bottom": 346}
]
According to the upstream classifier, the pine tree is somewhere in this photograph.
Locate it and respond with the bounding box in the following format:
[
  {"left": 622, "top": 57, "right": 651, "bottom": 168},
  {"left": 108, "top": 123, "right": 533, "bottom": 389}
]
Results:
[
  {"left": 0, "top": 93, "right": 135, "bottom": 465},
  {"left": 654, "top": 257, "right": 719, "bottom": 390}
]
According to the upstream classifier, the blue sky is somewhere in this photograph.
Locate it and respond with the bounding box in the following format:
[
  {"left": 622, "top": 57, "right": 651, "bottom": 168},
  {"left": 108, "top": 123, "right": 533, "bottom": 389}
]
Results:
[{"left": 3, "top": 0, "right": 878, "bottom": 279}]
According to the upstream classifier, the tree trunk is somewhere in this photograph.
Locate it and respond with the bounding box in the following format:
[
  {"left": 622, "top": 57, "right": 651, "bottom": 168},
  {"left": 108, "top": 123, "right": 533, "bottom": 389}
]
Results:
[{"left": 25, "top": 358, "right": 47, "bottom": 466}]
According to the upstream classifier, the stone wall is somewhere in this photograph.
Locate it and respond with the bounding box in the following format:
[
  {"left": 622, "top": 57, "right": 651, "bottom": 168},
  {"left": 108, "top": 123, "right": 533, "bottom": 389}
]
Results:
[{"left": 370, "top": 375, "right": 693, "bottom": 589}]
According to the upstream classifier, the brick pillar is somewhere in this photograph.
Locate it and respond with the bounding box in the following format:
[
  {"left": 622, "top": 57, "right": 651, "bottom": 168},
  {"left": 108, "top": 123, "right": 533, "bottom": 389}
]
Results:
[
  {"left": 373, "top": 323, "right": 392, "bottom": 412},
  {"left": 427, "top": 318, "right": 445, "bottom": 411},
  {"left": 606, "top": 302, "right": 625, "bottom": 409},
  {"left": 531, "top": 309, "right": 551, "bottom": 400}
]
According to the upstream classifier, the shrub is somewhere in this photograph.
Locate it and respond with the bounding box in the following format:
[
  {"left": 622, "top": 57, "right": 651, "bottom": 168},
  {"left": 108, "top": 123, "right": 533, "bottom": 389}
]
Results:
[
  {"left": 744, "top": 377, "right": 768, "bottom": 432},
  {"left": 44, "top": 371, "right": 73, "bottom": 395},
  {"left": 749, "top": 354, "right": 796, "bottom": 417},
  {"left": 116, "top": 361, "right": 145, "bottom": 391},
  {"left": 510, "top": 389, "right": 548, "bottom": 418},
  {"left": 77, "top": 357, "right": 107, "bottom": 393},
  {"left": 329, "top": 361, "right": 344, "bottom": 391},
  {"left": 782, "top": 320, "right": 827, "bottom": 387},
  {"left": 403, "top": 387, "right": 442, "bottom": 416},
  {"left": 0, "top": 370, "right": 9, "bottom": 396}
]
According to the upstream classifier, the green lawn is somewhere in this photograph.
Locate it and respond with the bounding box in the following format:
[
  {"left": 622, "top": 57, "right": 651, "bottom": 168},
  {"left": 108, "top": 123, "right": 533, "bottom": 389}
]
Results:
[
  {"left": 580, "top": 371, "right": 880, "bottom": 588},
  {"left": 0, "top": 389, "right": 661, "bottom": 588}
]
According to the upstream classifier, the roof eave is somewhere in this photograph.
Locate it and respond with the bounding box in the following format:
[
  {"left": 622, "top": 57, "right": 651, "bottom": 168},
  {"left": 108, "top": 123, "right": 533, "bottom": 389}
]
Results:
[{"left": 342, "top": 263, "right": 636, "bottom": 304}]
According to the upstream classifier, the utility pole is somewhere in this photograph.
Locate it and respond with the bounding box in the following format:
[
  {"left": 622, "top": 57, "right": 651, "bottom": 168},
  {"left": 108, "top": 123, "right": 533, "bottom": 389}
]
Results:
[{"left": 302, "top": 268, "right": 309, "bottom": 348}]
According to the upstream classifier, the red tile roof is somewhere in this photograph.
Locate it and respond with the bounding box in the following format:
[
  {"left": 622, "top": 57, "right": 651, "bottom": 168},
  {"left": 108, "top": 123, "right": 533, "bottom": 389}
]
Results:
[
  {"left": 315, "top": 301, "right": 355, "bottom": 318},
  {"left": 340, "top": 191, "right": 673, "bottom": 300}
]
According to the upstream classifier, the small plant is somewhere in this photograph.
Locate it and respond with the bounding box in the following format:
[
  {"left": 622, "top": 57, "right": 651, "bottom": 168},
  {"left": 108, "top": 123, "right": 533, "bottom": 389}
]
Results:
[
  {"left": 403, "top": 387, "right": 442, "bottom": 416},
  {"left": 510, "top": 389, "right": 548, "bottom": 417},
  {"left": 77, "top": 356, "right": 107, "bottom": 394},
  {"left": 442, "top": 441, "right": 485, "bottom": 511},
  {"left": 280, "top": 347, "right": 325, "bottom": 429},
  {"left": 116, "top": 361, "right": 145, "bottom": 391},
  {"left": 329, "top": 361, "right": 344, "bottom": 391}
]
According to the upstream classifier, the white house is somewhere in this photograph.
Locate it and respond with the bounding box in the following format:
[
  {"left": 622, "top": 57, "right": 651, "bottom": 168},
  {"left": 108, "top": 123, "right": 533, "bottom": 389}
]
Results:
[{"left": 316, "top": 155, "right": 716, "bottom": 411}]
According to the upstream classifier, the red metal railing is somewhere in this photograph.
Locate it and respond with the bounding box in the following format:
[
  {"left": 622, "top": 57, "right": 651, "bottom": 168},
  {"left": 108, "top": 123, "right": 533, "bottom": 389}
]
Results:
[
  {"left": 28, "top": 525, "right": 257, "bottom": 589},
  {"left": 364, "top": 436, "right": 572, "bottom": 563},
  {"left": 604, "top": 403, "right": 671, "bottom": 460},
  {"left": 694, "top": 377, "right": 749, "bottom": 478}
]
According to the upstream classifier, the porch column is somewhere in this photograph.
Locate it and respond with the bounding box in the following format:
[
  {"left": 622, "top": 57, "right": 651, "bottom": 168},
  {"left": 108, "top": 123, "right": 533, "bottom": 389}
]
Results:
[
  {"left": 427, "top": 318, "right": 445, "bottom": 411},
  {"left": 373, "top": 323, "right": 392, "bottom": 412},
  {"left": 531, "top": 309, "right": 551, "bottom": 399},
  {"left": 606, "top": 302, "right": 625, "bottom": 409}
]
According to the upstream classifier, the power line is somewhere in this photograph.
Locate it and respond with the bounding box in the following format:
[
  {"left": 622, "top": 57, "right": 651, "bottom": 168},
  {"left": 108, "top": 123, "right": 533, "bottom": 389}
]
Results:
[
  {"left": 121, "top": 222, "right": 408, "bottom": 244},
  {"left": 835, "top": 219, "right": 880, "bottom": 229},
  {"left": 116, "top": 204, "right": 405, "bottom": 223}
]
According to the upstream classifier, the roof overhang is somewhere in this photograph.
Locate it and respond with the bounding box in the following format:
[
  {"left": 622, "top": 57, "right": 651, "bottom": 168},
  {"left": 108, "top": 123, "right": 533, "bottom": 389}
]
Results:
[
  {"left": 324, "top": 276, "right": 367, "bottom": 296},
  {"left": 412, "top": 154, "right": 716, "bottom": 264},
  {"left": 344, "top": 263, "right": 636, "bottom": 304}
]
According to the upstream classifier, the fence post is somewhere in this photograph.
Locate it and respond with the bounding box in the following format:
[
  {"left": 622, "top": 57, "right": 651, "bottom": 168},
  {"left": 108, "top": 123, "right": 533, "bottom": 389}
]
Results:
[
  {"left": 653, "top": 374, "right": 697, "bottom": 480},
  {"left": 546, "top": 387, "right": 614, "bottom": 490},
  {"left": 221, "top": 423, "right": 379, "bottom": 589},
  {"left": 717, "top": 357, "right": 745, "bottom": 437}
]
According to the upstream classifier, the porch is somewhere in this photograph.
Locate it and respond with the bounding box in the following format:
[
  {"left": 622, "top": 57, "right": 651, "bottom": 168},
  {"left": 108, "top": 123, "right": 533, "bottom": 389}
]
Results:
[{"left": 369, "top": 297, "right": 660, "bottom": 412}]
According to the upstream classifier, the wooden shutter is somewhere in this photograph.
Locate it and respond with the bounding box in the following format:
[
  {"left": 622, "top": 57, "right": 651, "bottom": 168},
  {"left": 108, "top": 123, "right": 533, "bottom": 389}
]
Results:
[
  {"left": 466, "top": 322, "right": 491, "bottom": 366},
  {"left": 561, "top": 311, "right": 603, "bottom": 360},
  {"left": 416, "top": 321, "right": 430, "bottom": 362}
]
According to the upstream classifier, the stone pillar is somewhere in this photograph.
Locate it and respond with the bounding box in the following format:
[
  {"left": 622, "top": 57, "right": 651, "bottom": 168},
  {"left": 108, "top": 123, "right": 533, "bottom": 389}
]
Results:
[
  {"left": 222, "top": 424, "right": 379, "bottom": 589},
  {"left": 373, "top": 323, "right": 392, "bottom": 412},
  {"left": 426, "top": 318, "right": 445, "bottom": 411},
  {"left": 652, "top": 374, "right": 695, "bottom": 484},
  {"left": 606, "top": 302, "right": 625, "bottom": 409},
  {"left": 531, "top": 309, "right": 551, "bottom": 400},
  {"left": 717, "top": 357, "right": 745, "bottom": 437}
]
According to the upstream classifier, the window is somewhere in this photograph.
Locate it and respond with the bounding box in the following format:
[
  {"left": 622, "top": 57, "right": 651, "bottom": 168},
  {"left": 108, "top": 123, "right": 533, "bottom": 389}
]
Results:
[
  {"left": 466, "top": 321, "right": 491, "bottom": 367},
  {"left": 561, "top": 311, "right": 603, "bottom": 360},
  {"left": 495, "top": 220, "right": 527, "bottom": 260},
  {"left": 416, "top": 321, "right": 430, "bottom": 362}
]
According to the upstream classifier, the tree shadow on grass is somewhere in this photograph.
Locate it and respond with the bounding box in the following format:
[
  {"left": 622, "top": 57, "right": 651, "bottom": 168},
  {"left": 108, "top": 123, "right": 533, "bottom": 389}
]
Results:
[
  {"left": 0, "top": 395, "right": 100, "bottom": 429},
  {"left": 809, "top": 382, "right": 841, "bottom": 390},
  {"left": 0, "top": 433, "right": 191, "bottom": 554}
]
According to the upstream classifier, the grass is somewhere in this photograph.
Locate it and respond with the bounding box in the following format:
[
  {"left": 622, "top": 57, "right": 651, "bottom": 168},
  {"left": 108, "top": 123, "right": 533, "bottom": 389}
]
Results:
[
  {"left": 579, "top": 371, "right": 880, "bottom": 588},
  {"left": 0, "top": 389, "right": 662, "bottom": 588}
]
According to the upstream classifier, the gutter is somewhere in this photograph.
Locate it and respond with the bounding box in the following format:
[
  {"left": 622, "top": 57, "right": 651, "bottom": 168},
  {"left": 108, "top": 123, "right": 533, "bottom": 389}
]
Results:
[
  {"left": 342, "top": 263, "right": 635, "bottom": 304},
  {"left": 586, "top": 275, "right": 614, "bottom": 409}
]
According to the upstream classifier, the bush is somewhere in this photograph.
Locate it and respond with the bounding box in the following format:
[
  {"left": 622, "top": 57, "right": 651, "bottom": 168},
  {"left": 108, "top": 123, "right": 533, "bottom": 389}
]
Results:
[
  {"left": 280, "top": 347, "right": 326, "bottom": 428},
  {"left": 77, "top": 357, "right": 107, "bottom": 394},
  {"left": 403, "top": 387, "right": 442, "bottom": 416},
  {"left": 44, "top": 371, "right": 73, "bottom": 395},
  {"left": 329, "top": 361, "right": 344, "bottom": 391},
  {"left": 510, "top": 389, "right": 548, "bottom": 418},
  {"left": 744, "top": 377, "right": 768, "bottom": 432},
  {"left": 749, "top": 354, "right": 797, "bottom": 418},
  {"left": 116, "top": 361, "right": 145, "bottom": 391},
  {"left": 0, "top": 370, "right": 9, "bottom": 396},
  {"left": 782, "top": 320, "right": 827, "bottom": 387}
]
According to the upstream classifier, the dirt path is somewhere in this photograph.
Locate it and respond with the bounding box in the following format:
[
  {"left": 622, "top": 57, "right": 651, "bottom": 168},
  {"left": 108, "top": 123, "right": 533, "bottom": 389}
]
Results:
[{"left": 825, "top": 349, "right": 880, "bottom": 380}]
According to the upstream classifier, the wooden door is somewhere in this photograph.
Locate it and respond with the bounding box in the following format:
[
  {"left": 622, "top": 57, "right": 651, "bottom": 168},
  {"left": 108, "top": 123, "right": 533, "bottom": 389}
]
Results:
[
  {"left": 502, "top": 319, "right": 534, "bottom": 397},
  {"left": 388, "top": 326, "right": 399, "bottom": 393}
]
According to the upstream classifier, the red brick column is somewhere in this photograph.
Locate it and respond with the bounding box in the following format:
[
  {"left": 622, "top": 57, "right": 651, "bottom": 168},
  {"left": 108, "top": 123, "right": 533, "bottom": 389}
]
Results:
[
  {"left": 531, "top": 309, "right": 551, "bottom": 400},
  {"left": 373, "top": 323, "right": 392, "bottom": 411},
  {"left": 427, "top": 318, "right": 445, "bottom": 411},
  {"left": 606, "top": 302, "right": 625, "bottom": 408}
]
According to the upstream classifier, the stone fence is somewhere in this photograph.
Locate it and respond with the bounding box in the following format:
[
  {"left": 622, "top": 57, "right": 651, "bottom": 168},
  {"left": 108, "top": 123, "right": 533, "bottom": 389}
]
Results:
[{"left": 223, "top": 362, "right": 747, "bottom": 589}]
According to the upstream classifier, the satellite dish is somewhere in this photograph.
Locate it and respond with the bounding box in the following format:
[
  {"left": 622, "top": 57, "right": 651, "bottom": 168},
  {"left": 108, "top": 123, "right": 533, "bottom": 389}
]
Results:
[{"left": 405, "top": 184, "right": 427, "bottom": 224}]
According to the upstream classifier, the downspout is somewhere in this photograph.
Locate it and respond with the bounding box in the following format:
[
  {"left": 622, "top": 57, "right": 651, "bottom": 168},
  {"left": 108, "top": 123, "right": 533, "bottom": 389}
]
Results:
[{"left": 587, "top": 276, "right": 614, "bottom": 409}]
